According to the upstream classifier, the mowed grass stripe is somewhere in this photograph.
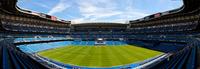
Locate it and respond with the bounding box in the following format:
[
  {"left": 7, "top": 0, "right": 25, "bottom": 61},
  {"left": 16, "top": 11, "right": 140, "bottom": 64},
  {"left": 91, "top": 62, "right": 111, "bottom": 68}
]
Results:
[
  {"left": 77, "top": 46, "right": 98, "bottom": 67},
  {"left": 119, "top": 46, "right": 142, "bottom": 61},
  {"left": 38, "top": 45, "right": 162, "bottom": 67},
  {"left": 109, "top": 46, "right": 132, "bottom": 65},
  {"left": 48, "top": 46, "right": 81, "bottom": 60},
  {"left": 105, "top": 46, "right": 124, "bottom": 66},
  {"left": 114, "top": 46, "right": 141, "bottom": 62},
  {"left": 100, "top": 46, "right": 112, "bottom": 67},
  {"left": 39, "top": 46, "right": 77, "bottom": 57},
  {"left": 44, "top": 46, "right": 85, "bottom": 63},
  {"left": 121, "top": 46, "right": 151, "bottom": 59},
  {"left": 68, "top": 46, "right": 93, "bottom": 65},
  {"left": 58, "top": 46, "right": 88, "bottom": 63},
  {"left": 123, "top": 46, "right": 160, "bottom": 58},
  {"left": 119, "top": 46, "right": 161, "bottom": 63},
  {"left": 72, "top": 46, "right": 94, "bottom": 66}
]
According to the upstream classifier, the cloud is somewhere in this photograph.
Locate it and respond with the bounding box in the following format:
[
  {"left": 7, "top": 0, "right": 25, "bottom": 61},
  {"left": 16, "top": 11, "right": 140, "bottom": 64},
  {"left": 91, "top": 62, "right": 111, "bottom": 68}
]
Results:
[
  {"left": 48, "top": 0, "right": 71, "bottom": 15},
  {"left": 32, "top": 2, "right": 51, "bottom": 9},
  {"left": 17, "top": 0, "right": 51, "bottom": 10},
  {"left": 113, "top": 7, "right": 149, "bottom": 22},
  {"left": 18, "top": 0, "right": 182, "bottom": 23},
  {"left": 71, "top": 0, "right": 122, "bottom": 23},
  {"left": 72, "top": 0, "right": 149, "bottom": 23}
]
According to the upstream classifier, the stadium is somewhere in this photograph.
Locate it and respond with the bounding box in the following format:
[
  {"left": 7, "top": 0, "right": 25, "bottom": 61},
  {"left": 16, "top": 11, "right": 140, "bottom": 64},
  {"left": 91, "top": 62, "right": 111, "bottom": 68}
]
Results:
[{"left": 0, "top": 0, "right": 200, "bottom": 69}]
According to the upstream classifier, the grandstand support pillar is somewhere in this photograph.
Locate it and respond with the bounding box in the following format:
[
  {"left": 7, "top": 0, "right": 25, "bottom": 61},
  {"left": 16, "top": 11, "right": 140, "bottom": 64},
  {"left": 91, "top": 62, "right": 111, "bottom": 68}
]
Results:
[
  {"left": 196, "top": 38, "right": 200, "bottom": 68},
  {"left": 198, "top": 46, "right": 200, "bottom": 68}
]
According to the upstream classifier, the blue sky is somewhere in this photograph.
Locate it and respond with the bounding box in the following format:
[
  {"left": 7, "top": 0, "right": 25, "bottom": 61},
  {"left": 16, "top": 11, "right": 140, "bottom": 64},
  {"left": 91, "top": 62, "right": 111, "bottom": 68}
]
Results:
[{"left": 17, "top": 0, "right": 183, "bottom": 23}]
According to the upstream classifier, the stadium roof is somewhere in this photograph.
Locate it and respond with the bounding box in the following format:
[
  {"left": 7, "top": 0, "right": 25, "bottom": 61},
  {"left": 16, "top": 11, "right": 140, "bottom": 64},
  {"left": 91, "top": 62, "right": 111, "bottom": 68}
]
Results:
[
  {"left": 71, "top": 22, "right": 127, "bottom": 24},
  {"left": 72, "top": 22, "right": 128, "bottom": 27}
]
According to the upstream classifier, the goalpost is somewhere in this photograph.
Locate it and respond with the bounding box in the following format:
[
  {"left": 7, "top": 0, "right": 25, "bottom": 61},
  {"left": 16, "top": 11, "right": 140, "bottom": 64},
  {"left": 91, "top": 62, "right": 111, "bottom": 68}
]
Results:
[{"left": 95, "top": 38, "right": 106, "bottom": 45}]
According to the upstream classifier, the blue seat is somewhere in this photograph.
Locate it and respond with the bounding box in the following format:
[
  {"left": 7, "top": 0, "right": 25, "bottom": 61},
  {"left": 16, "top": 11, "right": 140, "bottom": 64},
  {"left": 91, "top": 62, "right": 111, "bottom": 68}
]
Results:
[
  {"left": 3, "top": 46, "right": 10, "bottom": 69},
  {"left": 186, "top": 46, "right": 197, "bottom": 69}
]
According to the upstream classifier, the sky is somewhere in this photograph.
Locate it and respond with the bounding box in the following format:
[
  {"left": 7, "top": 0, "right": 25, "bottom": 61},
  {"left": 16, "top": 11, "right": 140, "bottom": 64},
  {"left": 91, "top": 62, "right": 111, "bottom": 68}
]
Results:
[{"left": 17, "top": 0, "right": 183, "bottom": 23}]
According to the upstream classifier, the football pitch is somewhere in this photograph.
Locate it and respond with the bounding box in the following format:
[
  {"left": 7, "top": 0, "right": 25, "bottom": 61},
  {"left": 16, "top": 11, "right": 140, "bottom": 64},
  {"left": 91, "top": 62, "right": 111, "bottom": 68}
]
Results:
[{"left": 38, "top": 45, "right": 162, "bottom": 67}]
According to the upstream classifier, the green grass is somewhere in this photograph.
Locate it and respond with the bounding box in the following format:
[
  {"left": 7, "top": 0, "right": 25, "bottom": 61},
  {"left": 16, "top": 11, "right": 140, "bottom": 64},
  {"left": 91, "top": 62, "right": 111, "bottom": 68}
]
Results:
[{"left": 38, "top": 45, "right": 162, "bottom": 67}]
